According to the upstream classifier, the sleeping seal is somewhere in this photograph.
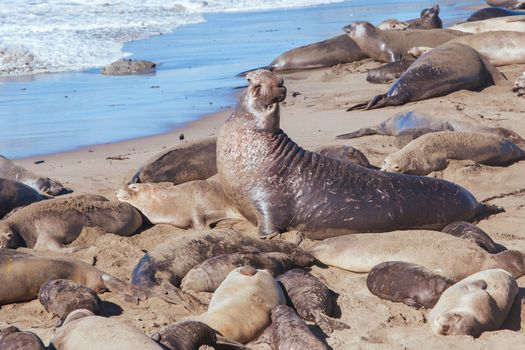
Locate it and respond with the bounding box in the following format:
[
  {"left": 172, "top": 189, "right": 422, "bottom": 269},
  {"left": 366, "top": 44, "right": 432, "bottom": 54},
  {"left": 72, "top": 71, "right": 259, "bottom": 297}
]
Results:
[
  {"left": 486, "top": 0, "right": 525, "bottom": 9},
  {"left": 0, "top": 178, "right": 46, "bottom": 218},
  {"left": 0, "top": 326, "right": 45, "bottom": 350},
  {"left": 467, "top": 7, "right": 525, "bottom": 22},
  {"left": 451, "top": 15, "right": 525, "bottom": 33}
]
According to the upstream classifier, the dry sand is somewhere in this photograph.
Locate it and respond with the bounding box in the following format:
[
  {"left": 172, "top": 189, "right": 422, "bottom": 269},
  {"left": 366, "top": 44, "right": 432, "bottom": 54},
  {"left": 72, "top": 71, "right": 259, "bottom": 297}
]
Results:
[{"left": 3, "top": 59, "right": 525, "bottom": 349}]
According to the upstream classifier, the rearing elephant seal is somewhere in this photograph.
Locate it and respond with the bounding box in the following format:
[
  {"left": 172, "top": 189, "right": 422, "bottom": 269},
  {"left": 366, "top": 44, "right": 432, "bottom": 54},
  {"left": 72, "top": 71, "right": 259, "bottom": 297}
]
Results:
[
  {"left": 0, "top": 178, "right": 46, "bottom": 219},
  {"left": 216, "top": 70, "right": 500, "bottom": 239}
]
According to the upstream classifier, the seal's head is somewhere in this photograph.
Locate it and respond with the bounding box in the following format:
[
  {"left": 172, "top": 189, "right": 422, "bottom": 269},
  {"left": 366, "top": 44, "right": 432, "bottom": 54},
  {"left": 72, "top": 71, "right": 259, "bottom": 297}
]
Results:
[
  {"left": 381, "top": 154, "right": 407, "bottom": 173},
  {"left": 422, "top": 4, "right": 440, "bottom": 19},
  {"left": 116, "top": 183, "right": 149, "bottom": 203},
  {"left": 0, "top": 221, "right": 20, "bottom": 249},
  {"left": 35, "top": 177, "right": 71, "bottom": 196},
  {"left": 434, "top": 311, "right": 480, "bottom": 336},
  {"left": 343, "top": 21, "right": 377, "bottom": 39}
]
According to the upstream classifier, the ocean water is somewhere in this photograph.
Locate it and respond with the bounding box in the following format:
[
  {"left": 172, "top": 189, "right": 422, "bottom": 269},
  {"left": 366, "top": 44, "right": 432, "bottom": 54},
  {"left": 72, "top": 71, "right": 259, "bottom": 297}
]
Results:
[{"left": 0, "top": 0, "right": 480, "bottom": 159}]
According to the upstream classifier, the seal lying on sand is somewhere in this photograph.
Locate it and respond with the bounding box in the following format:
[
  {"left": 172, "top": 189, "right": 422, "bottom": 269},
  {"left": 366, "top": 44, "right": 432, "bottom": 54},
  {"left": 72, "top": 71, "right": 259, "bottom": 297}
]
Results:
[
  {"left": 348, "top": 43, "right": 503, "bottom": 110},
  {"left": 378, "top": 4, "right": 443, "bottom": 30},
  {"left": 343, "top": 22, "right": 464, "bottom": 62},
  {"left": 428, "top": 269, "right": 518, "bottom": 337},
  {"left": 307, "top": 230, "right": 525, "bottom": 280},
  {"left": 0, "top": 326, "right": 45, "bottom": 350},
  {"left": 117, "top": 176, "right": 243, "bottom": 229},
  {"left": 129, "top": 137, "right": 217, "bottom": 185},
  {"left": 0, "top": 178, "right": 46, "bottom": 219},
  {"left": 0, "top": 249, "right": 146, "bottom": 305},
  {"left": 0, "top": 155, "right": 70, "bottom": 196},
  {"left": 451, "top": 15, "right": 525, "bottom": 33},
  {"left": 366, "top": 261, "right": 454, "bottom": 309},
  {"left": 0, "top": 194, "right": 142, "bottom": 252},
  {"left": 486, "top": 0, "right": 525, "bottom": 9},
  {"left": 152, "top": 321, "right": 217, "bottom": 350},
  {"left": 381, "top": 131, "right": 525, "bottom": 175},
  {"left": 201, "top": 266, "right": 286, "bottom": 344},
  {"left": 442, "top": 222, "right": 503, "bottom": 254},
  {"left": 217, "top": 70, "right": 500, "bottom": 239},
  {"left": 467, "top": 7, "right": 525, "bottom": 22},
  {"left": 366, "top": 57, "right": 416, "bottom": 84}
]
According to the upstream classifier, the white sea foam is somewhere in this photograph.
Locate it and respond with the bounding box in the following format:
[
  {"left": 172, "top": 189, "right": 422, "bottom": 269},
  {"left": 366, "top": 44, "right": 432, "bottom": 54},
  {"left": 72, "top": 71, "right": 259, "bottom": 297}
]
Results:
[{"left": 0, "top": 0, "right": 342, "bottom": 76}]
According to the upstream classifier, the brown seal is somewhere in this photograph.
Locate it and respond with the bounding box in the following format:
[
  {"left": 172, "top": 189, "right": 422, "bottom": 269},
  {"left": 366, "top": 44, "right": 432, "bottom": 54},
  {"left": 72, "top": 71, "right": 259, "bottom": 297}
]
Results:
[
  {"left": 366, "top": 57, "right": 415, "bottom": 84},
  {"left": 467, "top": 7, "right": 525, "bottom": 22},
  {"left": 442, "top": 222, "right": 503, "bottom": 254},
  {"left": 180, "top": 251, "right": 314, "bottom": 292},
  {"left": 366, "top": 261, "right": 454, "bottom": 309},
  {"left": 0, "top": 178, "right": 46, "bottom": 218},
  {"left": 152, "top": 321, "right": 216, "bottom": 350},
  {"left": 348, "top": 43, "right": 503, "bottom": 110},
  {"left": 0, "top": 194, "right": 143, "bottom": 252},
  {"left": 0, "top": 249, "right": 146, "bottom": 305},
  {"left": 39, "top": 279, "right": 102, "bottom": 321},
  {"left": 378, "top": 4, "right": 443, "bottom": 31},
  {"left": 428, "top": 269, "right": 519, "bottom": 337},
  {"left": 216, "top": 69, "right": 501, "bottom": 239},
  {"left": 129, "top": 137, "right": 217, "bottom": 185},
  {"left": 0, "top": 326, "right": 45, "bottom": 350}
]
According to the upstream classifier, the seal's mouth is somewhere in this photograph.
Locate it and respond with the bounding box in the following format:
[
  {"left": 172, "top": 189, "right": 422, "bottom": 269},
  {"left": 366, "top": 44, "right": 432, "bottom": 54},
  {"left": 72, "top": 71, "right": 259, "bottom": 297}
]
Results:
[
  {"left": 343, "top": 24, "right": 354, "bottom": 34},
  {"left": 115, "top": 188, "right": 131, "bottom": 201}
]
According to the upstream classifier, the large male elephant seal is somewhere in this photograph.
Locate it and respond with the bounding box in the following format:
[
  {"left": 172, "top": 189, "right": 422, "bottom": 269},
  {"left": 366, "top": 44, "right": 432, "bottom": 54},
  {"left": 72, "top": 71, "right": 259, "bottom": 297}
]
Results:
[
  {"left": 307, "top": 231, "right": 525, "bottom": 280},
  {"left": 0, "top": 155, "right": 70, "bottom": 196},
  {"left": 343, "top": 22, "right": 464, "bottom": 62},
  {"left": 0, "top": 249, "right": 146, "bottom": 305},
  {"left": 467, "top": 7, "right": 525, "bottom": 22},
  {"left": 216, "top": 70, "right": 500, "bottom": 239},
  {"left": 0, "top": 178, "right": 46, "bottom": 218},
  {"left": 428, "top": 269, "right": 519, "bottom": 337},
  {"left": 378, "top": 4, "right": 443, "bottom": 30},
  {"left": 381, "top": 131, "right": 525, "bottom": 175},
  {"left": 486, "top": 0, "right": 525, "bottom": 9},
  {"left": 348, "top": 43, "right": 503, "bottom": 110},
  {"left": 0, "top": 326, "right": 45, "bottom": 350},
  {"left": 0, "top": 194, "right": 142, "bottom": 252},
  {"left": 451, "top": 15, "right": 525, "bottom": 33}
]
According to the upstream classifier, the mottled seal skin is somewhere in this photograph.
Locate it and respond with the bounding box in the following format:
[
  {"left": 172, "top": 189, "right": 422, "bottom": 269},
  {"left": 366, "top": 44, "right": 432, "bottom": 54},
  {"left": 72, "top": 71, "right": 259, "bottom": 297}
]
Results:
[
  {"left": 349, "top": 43, "right": 503, "bottom": 110},
  {"left": 343, "top": 21, "right": 463, "bottom": 62},
  {"left": 38, "top": 279, "right": 101, "bottom": 320},
  {"left": 314, "top": 145, "right": 372, "bottom": 168},
  {"left": 117, "top": 176, "right": 243, "bottom": 229},
  {"left": 0, "top": 194, "right": 143, "bottom": 252},
  {"left": 442, "top": 222, "right": 502, "bottom": 254},
  {"left": 308, "top": 231, "right": 525, "bottom": 280},
  {"left": 276, "top": 268, "right": 347, "bottom": 333},
  {"left": 0, "top": 155, "right": 71, "bottom": 196},
  {"left": 366, "top": 57, "right": 416, "bottom": 84},
  {"left": 429, "top": 269, "right": 519, "bottom": 337},
  {"left": 51, "top": 311, "right": 163, "bottom": 350},
  {"left": 201, "top": 266, "right": 286, "bottom": 344},
  {"left": 217, "top": 70, "right": 500, "bottom": 239},
  {"left": 181, "top": 251, "right": 314, "bottom": 293},
  {"left": 366, "top": 261, "right": 454, "bottom": 309},
  {"left": 381, "top": 131, "right": 525, "bottom": 175},
  {"left": 0, "top": 326, "right": 45, "bottom": 350},
  {"left": 486, "top": 0, "right": 525, "bottom": 9},
  {"left": 467, "top": 7, "right": 525, "bottom": 22},
  {"left": 379, "top": 4, "right": 443, "bottom": 31},
  {"left": 0, "top": 249, "right": 146, "bottom": 305},
  {"left": 153, "top": 321, "right": 216, "bottom": 350},
  {"left": 0, "top": 178, "right": 46, "bottom": 219},
  {"left": 129, "top": 137, "right": 217, "bottom": 185},
  {"left": 451, "top": 15, "right": 525, "bottom": 33}
]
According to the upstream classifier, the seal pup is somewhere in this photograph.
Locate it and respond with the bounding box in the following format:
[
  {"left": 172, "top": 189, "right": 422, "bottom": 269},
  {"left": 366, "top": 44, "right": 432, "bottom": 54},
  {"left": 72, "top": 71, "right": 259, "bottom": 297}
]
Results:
[
  {"left": 348, "top": 43, "right": 503, "bottom": 110},
  {"left": 428, "top": 269, "right": 519, "bottom": 337},
  {"left": 39, "top": 279, "right": 102, "bottom": 321},
  {"left": 366, "top": 261, "right": 454, "bottom": 309},
  {"left": 217, "top": 69, "right": 500, "bottom": 239},
  {"left": 0, "top": 249, "right": 146, "bottom": 305},
  {"left": 0, "top": 178, "right": 46, "bottom": 218},
  {"left": 486, "top": 0, "right": 525, "bottom": 9},
  {"left": 343, "top": 22, "right": 464, "bottom": 62},
  {"left": 450, "top": 15, "right": 525, "bottom": 33},
  {"left": 308, "top": 231, "right": 525, "bottom": 280},
  {"left": 0, "top": 326, "right": 45, "bottom": 350},
  {"left": 51, "top": 309, "right": 163, "bottom": 349},
  {"left": 276, "top": 268, "right": 347, "bottom": 333},
  {"left": 381, "top": 131, "right": 525, "bottom": 175},
  {"left": 0, "top": 194, "right": 143, "bottom": 252},
  {"left": 378, "top": 4, "right": 443, "bottom": 31},
  {"left": 0, "top": 155, "right": 70, "bottom": 196},
  {"left": 181, "top": 251, "right": 314, "bottom": 293},
  {"left": 366, "top": 57, "right": 416, "bottom": 84},
  {"left": 129, "top": 137, "right": 217, "bottom": 185},
  {"left": 467, "top": 7, "right": 525, "bottom": 22},
  {"left": 442, "top": 222, "right": 503, "bottom": 254},
  {"left": 117, "top": 176, "right": 243, "bottom": 229}
]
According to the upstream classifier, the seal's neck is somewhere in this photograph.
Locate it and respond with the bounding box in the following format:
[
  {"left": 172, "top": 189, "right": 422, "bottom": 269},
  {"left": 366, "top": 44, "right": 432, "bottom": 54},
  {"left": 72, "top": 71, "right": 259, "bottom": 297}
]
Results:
[{"left": 234, "top": 90, "right": 280, "bottom": 132}]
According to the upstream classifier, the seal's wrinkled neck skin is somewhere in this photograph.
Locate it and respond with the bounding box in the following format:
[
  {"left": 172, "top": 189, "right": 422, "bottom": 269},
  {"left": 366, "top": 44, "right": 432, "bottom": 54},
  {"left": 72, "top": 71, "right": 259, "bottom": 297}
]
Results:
[{"left": 236, "top": 69, "right": 287, "bottom": 132}]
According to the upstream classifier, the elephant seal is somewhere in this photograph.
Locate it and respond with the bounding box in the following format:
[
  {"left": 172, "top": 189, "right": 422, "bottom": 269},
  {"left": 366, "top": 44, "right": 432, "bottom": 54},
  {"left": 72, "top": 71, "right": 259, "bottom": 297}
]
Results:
[
  {"left": 393, "top": 128, "right": 439, "bottom": 148},
  {"left": 0, "top": 178, "right": 46, "bottom": 218},
  {"left": 129, "top": 137, "right": 217, "bottom": 185},
  {"left": 152, "top": 321, "right": 216, "bottom": 350},
  {"left": 51, "top": 310, "right": 163, "bottom": 350},
  {"left": 217, "top": 69, "right": 500, "bottom": 239},
  {"left": 381, "top": 131, "right": 525, "bottom": 175},
  {"left": 428, "top": 269, "right": 519, "bottom": 337},
  {"left": 276, "top": 268, "right": 347, "bottom": 333},
  {"left": 343, "top": 22, "right": 464, "bottom": 62},
  {"left": 201, "top": 266, "right": 286, "bottom": 343},
  {"left": 348, "top": 43, "right": 503, "bottom": 110},
  {"left": 486, "top": 0, "right": 525, "bottom": 9},
  {"left": 181, "top": 251, "right": 314, "bottom": 293},
  {"left": 39, "top": 279, "right": 101, "bottom": 321},
  {"left": 467, "top": 7, "right": 525, "bottom": 22},
  {"left": 366, "top": 57, "right": 416, "bottom": 84},
  {"left": 0, "top": 326, "right": 45, "bottom": 350},
  {"left": 451, "top": 15, "right": 525, "bottom": 33},
  {"left": 117, "top": 176, "right": 243, "bottom": 229},
  {"left": 0, "top": 249, "right": 146, "bottom": 305},
  {"left": 366, "top": 261, "right": 454, "bottom": 309},
  {"left": 377, "top": 19, "right": 409, "bottom": 31},
  {"left": 0, "top": 155, "right": 70, "bottom": 196},
  {"left": 442, "top": 222, "right": 503, "bottom": 254},
  {"left": 314, "top": 144, "right": 372, "bottom": 168},
  {"left": 379, "top": 4, "right": 443, "bottom": 31},
  {"left": 307, "top": 231, "right": 525, "bottom": 280},
  {"left": 0, "top": 194, "right": 142, "bottom": 252}
]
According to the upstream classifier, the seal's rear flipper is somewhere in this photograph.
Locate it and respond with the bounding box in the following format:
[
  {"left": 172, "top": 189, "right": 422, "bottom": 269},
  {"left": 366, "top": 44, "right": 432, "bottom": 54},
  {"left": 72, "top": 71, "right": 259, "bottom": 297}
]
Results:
[
  {"left": 236, "top": 66, "right": 273, "bottom": 77},
  {"left": 314, "top": 312, "right": 350, "bottom": 334},
  {"left": 336, "top": 127, "right": 379, "bottom": 139},
  {"left": 101, "top": 274, "right": 148, "bottom": 303},
  {"left": 472, "top": 203, "right": 504, "bottom": 223}
]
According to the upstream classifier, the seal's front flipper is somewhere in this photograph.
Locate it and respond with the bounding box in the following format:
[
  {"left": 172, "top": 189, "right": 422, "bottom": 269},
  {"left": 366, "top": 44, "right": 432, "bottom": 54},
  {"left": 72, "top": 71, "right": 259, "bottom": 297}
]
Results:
[
  {"left": 336, "top": 127, "right": 379, "bottom": 139},
  {"left": 346, "top": 101, "right": 369, "bottom": 111},
  {"left": 157, "top": 281, "right": 207, "bottom": 311},
  {"left": 314, "top": 312, "right": 350, "bottom": 334},
  {"left": 101, "top": 273, "right": 148, "bottom": 303}
]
